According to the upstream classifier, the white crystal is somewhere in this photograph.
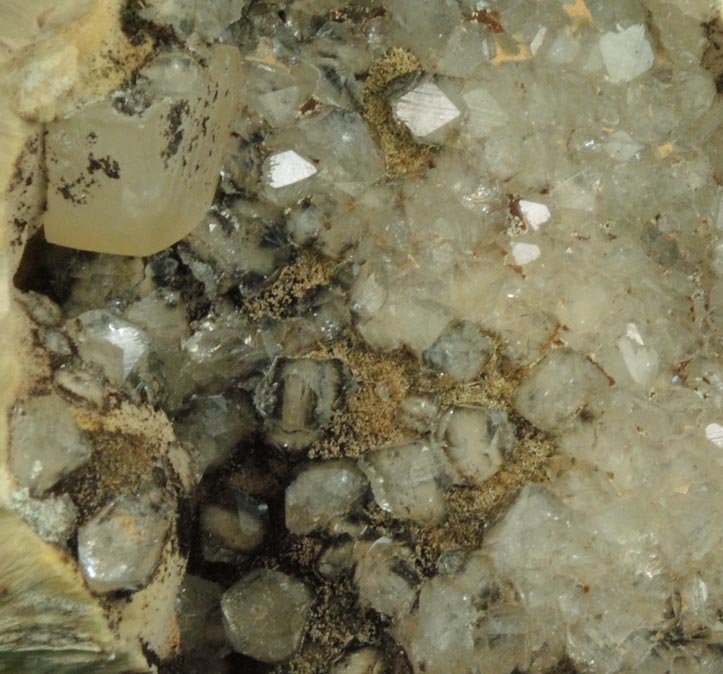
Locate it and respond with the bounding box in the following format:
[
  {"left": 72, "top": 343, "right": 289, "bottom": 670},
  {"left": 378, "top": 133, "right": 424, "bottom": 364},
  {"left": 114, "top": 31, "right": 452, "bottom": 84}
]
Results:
[
  {"left": 354, "top": 537, "right": 417, "bottom": 620},
  {"left": 359, "top": 443, "right": 450, "bottom": 524},
  {"left": 435, "top": 406, "right": 512, "bottom": 484},
  {"left": 599, "top": 25, "right": 655, "bottom": 84},
  {"left": 10, "top": 394, "right": 91, "bottom": 496},
  {"left": 515, "top": 350, "right": 610, "bottom": 433},
  {"left": 71, "top": 310, "right": 150, "bottom": 382},
  {"left": 530, "top": 27, "right": 547, "bottom": 55},
  {"left": 517, "top": 200, "right": 551, "bottom": 230},
  {"left": 77, "top": 493, "right": 170, "bottom": 594},
  {"left": 266, "top": 150, "right": 318, "bottom": 189},
  {"left": 221, "top": 569, "right": 312, "bottom": 663},
  {"left": 11, "top": 488, "right": 78, "bottom": 547},
  {"left": 394, "top": 81, "right": 461, "bottom": 138},
  {"left": 705, "top": 423, "right": 723, "bottom": 448},
  {"left": 510, "top": 242, "right": 541, "bottom": 266}
]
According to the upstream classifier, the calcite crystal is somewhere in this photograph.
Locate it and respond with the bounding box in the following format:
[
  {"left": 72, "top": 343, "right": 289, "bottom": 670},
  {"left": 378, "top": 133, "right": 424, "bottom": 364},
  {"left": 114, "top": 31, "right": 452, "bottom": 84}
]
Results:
[{"left": 43, "top": 45, "right": 241, "bottom": 256}]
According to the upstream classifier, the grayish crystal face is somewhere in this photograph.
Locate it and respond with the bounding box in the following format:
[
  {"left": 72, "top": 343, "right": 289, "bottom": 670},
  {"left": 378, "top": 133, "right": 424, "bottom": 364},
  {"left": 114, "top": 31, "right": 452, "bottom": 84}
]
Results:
[
  {"left": 200, "top": 496, "right": 267, "bottom": 563},
  {"left": 285, "top": 460, "right": 367, "bottom": 535},
  {"left": 255, "top": 357, "right": 345, "bottom": 451},
  {"left": 77, "top": 493, "right": 171, "bottom": 594},
  {"left": 10, "top": 394, "right": 91, "bottom": 496},
  {"left": 359, "top": 443, "right": 450, "bottom": 525},
  {"left": 221, "top": 569, "right": 312, "bottom": 663}
]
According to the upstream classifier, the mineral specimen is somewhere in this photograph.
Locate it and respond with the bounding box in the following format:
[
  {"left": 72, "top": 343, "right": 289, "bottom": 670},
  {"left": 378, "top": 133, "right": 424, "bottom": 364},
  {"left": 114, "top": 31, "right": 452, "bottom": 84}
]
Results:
[
  {"left": 221, "top": 569, "right": 312, "bottom": 663},
  {"left": 10, "top": 394, "right": 91, "bottom": 496},
  {"left": 77, "top": 492, "right": 171, "bottom": 594},
  {"left": 3, "top": 0, "right": 723, "bottom": 672}
]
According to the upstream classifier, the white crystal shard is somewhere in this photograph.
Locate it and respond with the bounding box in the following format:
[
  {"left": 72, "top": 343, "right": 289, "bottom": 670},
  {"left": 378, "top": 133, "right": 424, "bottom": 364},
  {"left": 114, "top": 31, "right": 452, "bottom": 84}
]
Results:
[
  {"left": 530, "top": 27, "right": 547, "bottom": 55},
  {"left": 221, "top": 569, "right": 312, "bottom": 663},
  {"left": 266, "top": 150, "right": 318, "bottom": 189},
  {"left": 77, "top": 493, "right": 170, "bottom": 594},
  {"left": 625, "top": 322, "right": 645, "bottom": 345},
  {"left": 704, "top": 423, "right": 723, "bottom": 448},
  {"left": 617, "top": 333, "right": 659, "bottom": 387},
  {"left": 394, "top": 81, "right": 461, "bottom": 138},
  {"left": 10, "top": 394, "right": 91, "bottom": 496},
  {"left": 517, "top": 200, "right": 551, "bottom": 230},
  {"left": 599, "top": 25, "right": 655, "bottom": 84},
  {"left": 511, "top": 242, "right": 541, "bottom": 266},
  {"left": 71, "top": 310, "right": 150, "bottom": 382}
]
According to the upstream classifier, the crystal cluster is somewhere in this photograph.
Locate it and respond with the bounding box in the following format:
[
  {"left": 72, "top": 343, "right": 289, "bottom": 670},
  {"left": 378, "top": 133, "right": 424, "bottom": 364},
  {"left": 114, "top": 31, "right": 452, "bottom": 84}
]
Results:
[{"left": 10, "top": 0, "right": 723, "bottom": 672}]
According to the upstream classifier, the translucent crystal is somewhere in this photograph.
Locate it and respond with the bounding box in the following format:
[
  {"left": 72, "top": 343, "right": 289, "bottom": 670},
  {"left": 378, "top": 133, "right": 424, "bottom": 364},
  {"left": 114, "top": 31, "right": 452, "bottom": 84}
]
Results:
[
  {"left": 398, "top": 395, "right": 439, "bottom": 435},
  {"left": 423, "top": 320, "right": 494, "bottom": 382},
  {"left": 318, "top": 537, "right": 355, "bottom": 580},
  {"left": 463, "top": 87, "right": 509, "bottom": 138},
  {"left": 514, "top": 349, "right": 610, "bottom": 433},
  {"left": 70, "top": 310, "right": 150, "bottom": 383},
  {"left": 255, "top": 357, "right": 346, "bottom": 451},
  {"left": 354, "top": 537, "right": 418, "bottom": 620},
  {"left": 140, "top": 0, "right": 249, "bottom": 41},
  {"left": 77, "top": 493, "right": 170, "bottom": 594},
  {"left": 435, "top": 406, "right": 513, "bottom": 484},
  {"left": 221, "top": 569, "right": 312, "bottom": 663},
  {"left": 54, "top": 368, "right": 105, "bottom": 407},
  {"left": 285, "top": 460, "right": 367, "bottom": 535},
  {"left": 176, "top": 575, "right": 225, "bottom": 654},
  {"left": 10, "top": 394, "right": 91, "bottom": 496},
  {"left": 200, "top": 498, "right": 267, "bottom": 563},
  {"left": 359, "top": 442, "right": 450, "bottom": 524},
  {"left": 173, "top": 392, "right": 256, "bottom": 475}
]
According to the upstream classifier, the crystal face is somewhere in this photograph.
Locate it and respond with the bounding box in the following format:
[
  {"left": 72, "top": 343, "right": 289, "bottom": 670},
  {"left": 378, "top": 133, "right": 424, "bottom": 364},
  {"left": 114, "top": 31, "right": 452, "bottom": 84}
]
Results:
[
  {"left": 221, "top": 569, "right": 312, "bottom": 663},
  {"left": 77, "top": 493, "right": 171, "bottom": 594},
  {"left": 10, "top": 394, "right": 91, "bottom": 496},
  {"left": 6, "top": 0, "right": 723, "bottom": 672}
]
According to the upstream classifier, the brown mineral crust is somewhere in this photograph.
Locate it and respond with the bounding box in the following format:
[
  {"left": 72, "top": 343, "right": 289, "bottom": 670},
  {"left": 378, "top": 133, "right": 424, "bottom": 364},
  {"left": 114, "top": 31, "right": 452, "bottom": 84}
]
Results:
[
  {"left": 240, "top": 250, "right": 340, "bottom": 321},
  {"left": 362, "top": 48, "right": 436, "bottom": 178}
]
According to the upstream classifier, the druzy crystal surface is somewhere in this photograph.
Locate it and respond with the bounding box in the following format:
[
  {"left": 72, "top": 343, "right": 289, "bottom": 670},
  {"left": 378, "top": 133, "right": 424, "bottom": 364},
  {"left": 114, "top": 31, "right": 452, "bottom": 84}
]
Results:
[{"left": 9, "top": 0, "right": 723, "bottom": 672}]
